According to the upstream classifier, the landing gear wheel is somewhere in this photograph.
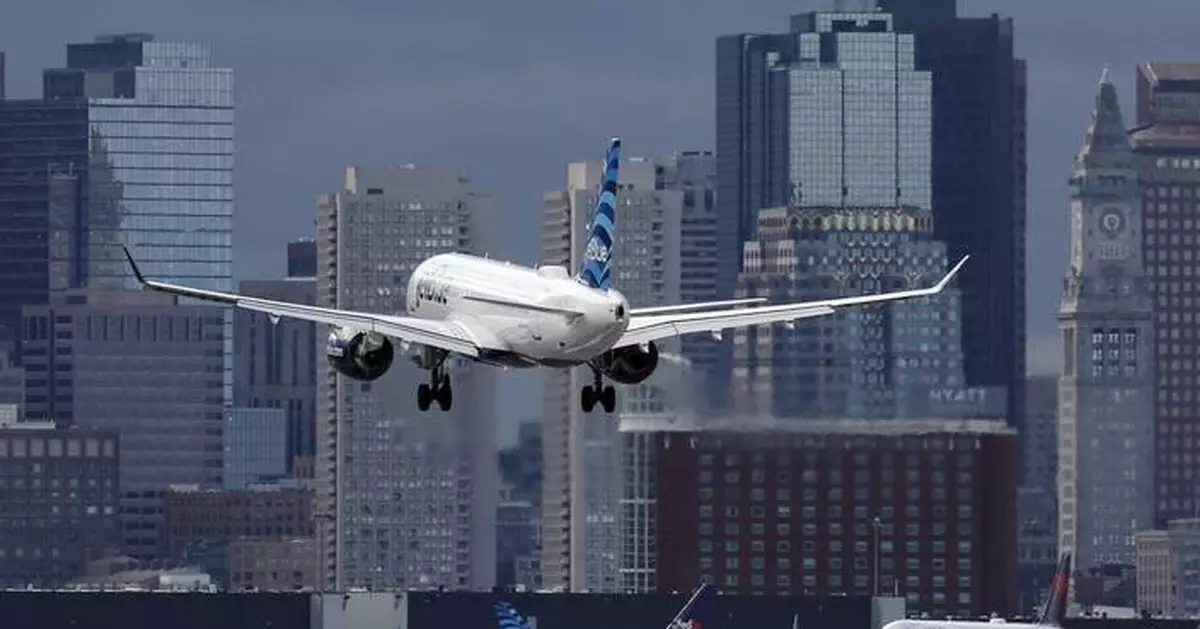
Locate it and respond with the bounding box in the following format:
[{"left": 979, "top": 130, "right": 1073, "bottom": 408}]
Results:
[
  {"left": 437, "top": 378, "right": 453, "bottom": 411},
  {"left": 600, "top": 386, "right": 616, "bottom": 413},
  {"left": 417, "top": 384, "right": 432, "bottom": 411},
  {"left": 581, "top": 385, "right": 596, "bottom": 413}
]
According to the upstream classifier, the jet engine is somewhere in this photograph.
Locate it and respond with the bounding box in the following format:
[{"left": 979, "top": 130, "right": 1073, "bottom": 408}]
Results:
[
  {"left": 326, "top": 327, "right": 395, "bottom": 381},
  {"left": 589, "top": 341, "right": 659, "bottom": 385}
]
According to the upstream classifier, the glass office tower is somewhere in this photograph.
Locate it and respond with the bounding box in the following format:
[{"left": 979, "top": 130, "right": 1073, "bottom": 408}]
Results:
[{"left": 43, "top": 33, "right": 235, "bottom": 404}]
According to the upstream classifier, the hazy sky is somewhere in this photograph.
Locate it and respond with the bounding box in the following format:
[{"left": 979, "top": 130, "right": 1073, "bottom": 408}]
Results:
[{"left": 2, "top": 0, "right": 1197, "bottom": 439}]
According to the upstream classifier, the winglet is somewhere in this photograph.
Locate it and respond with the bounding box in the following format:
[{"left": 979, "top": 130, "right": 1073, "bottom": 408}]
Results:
[
  {"left": 122, "top": 245, "right": 147, "bottom": 285},
  {"left": 933, "top": 255, "right": 969, "bottom": 292}
]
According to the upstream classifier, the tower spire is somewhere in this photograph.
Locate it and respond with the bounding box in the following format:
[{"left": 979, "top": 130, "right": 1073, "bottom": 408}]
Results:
[{"left": 1077, "top": 66, "right": 1130, "bottom": 160}]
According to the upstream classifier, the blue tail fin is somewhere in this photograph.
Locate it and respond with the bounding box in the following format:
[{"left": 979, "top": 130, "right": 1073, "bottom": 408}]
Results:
[
  {"left": 493, "top": 601, "right": 532, "bottom": 629},
  {"left": 575, "top": 137, "right": 621, "bottom": 290}
]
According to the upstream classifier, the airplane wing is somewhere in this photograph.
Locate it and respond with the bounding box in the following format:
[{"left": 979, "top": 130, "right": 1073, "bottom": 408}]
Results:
[
  {"left": 121, "top": 247, "right": 484, "bottom": 358},
  {"left": 614, "top": 256, "right": 969, "bottom": 349},
  {"left": 630, "top": 297, "right": 766, "bottom": 316}
]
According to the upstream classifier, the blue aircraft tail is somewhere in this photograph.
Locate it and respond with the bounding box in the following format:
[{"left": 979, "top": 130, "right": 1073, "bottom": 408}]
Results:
[
  {"left": 575, "top": 137, "right": 622, "bottom": 290},
  {"left": 493, "top": 600, "right": 532, "bottom": 629}
]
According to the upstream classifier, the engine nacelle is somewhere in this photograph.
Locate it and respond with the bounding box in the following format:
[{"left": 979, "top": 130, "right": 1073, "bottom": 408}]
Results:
[
  {"left": 326, "top": 327, "right": 395, "bottom": 382},
  {"left": 589, "top": 342, "right": 659, "bottom": 385}
]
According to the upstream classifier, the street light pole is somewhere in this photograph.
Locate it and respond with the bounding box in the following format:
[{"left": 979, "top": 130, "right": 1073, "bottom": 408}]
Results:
[{"left": 873, "top": 516, "right": 882, "bottom": 597}]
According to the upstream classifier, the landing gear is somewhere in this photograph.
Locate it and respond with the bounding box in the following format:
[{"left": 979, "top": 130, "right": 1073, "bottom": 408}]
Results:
[
  {"left": 415, "top": 350, "right": 453, "bottom": 412},
  {"left": 581, "top": 368, "right": 616, "bottom": 414}
]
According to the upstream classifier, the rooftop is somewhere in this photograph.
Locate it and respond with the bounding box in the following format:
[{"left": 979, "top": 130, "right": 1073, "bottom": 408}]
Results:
[
  {"left": 1141, "top": 61, "right": 1200, "bottom": 83},
  {"left": 619, "top": 416, "right": 1014, "bottom": 436}
]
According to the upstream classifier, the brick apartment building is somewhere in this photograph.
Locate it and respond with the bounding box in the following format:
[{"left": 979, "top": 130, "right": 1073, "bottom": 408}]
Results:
[{"left": 635, "top": 418, "right": 1017, "bottom": 617}]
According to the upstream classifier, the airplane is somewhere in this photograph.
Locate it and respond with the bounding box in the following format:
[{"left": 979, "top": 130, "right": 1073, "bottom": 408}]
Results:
[
  {"left": 120, "top": 137, "right": 969, "bottom": 414},
  {"left": 881, "top": 551, "right": 1072, "bottom": 629},
  {"left": 492, "top": 581, "right": 712, "bottom": 629}
]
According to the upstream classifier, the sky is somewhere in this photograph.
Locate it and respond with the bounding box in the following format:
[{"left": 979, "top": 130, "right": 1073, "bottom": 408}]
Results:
[{"left": 2, "top": 0, "right": 1197, "bottom": 441}]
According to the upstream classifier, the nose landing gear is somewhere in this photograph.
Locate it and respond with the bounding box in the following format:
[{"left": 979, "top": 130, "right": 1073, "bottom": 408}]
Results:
[{"left": 581, "top": 368, "right": 616, "bottom": 414}]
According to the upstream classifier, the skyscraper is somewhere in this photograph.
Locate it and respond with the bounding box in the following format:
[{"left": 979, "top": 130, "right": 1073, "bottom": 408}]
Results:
[
  {"left": 1057, "top": 71, "right": 1154, "bottom": 569},
  {"left": 539, "top": 156, "right": 682, "bottom": 592},
  {"left": 717, "top": 4, "right": 1027, "bottom": 429},
  {"left": 316, "top": 164, "right": 496, "bottom": 591},
  {"left": 878, "top": 0, "right": 1027, "bottom": 476},
  {"left": 42, "top": 33, "right": 235, "bottom": 404},
  {"left": 1130, "top": 61, "right": 1200, "bottom": 524}
]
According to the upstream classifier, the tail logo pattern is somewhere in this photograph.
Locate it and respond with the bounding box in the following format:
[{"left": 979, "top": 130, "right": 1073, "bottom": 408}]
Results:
[
  {"left": 576, "top": 138, "right": 621, "bottom": 290},
  {"left": 493, "top": 601, "right": 532, "bottom": 629}
]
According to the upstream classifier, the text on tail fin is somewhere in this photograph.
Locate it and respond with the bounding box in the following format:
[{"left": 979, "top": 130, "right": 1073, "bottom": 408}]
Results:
[
  {"left": 576, "top": 137, "right": 621, "bottom": 290},
  {"left": 493, "top": 601, "right": 532, "bottom": 629}
]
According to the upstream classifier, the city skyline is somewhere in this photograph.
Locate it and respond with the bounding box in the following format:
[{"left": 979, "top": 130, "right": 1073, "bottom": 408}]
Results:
[{"left": 1, "top": 0, "right": 1193, "bottom": 385}]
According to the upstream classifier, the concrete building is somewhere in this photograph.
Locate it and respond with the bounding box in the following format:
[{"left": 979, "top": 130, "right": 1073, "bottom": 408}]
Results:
[
  {"left": 1058, "top": 71, "right": 1155, "bottom": 569},
  {"left": 0, "top": 420, "right": 121, "bottom": 587},
  {"left": 223, "top": 407, "right": 288, "bottom": 490},
  {"left": 734, "top": 205, "right": 965, "bottom": 419},
  {"left": 0, "top": 347, "right": 22, "bottom": 420},
  {"left": 496, "top": 484, "right": 539, "bottom": 589},
  {"left": 540, "top": 155, "right": 682, "bottom": 591},
  {"left": 287, "top": 238, "right": 317, "bottom": 279},
  {"left": 233, "top": 274, "right": 316, "bottom": 475},
  {"left": 42, "top": 33, "right": 235, "bottom": 406},
  {"left": 21, "top": 288, "right": 226, "bottom": 559},
  {"left": 1135, "top": 518, "right": 1200, "bottom": 617},
  {"left": 628, "top": 417, "right": 1017, "bottom": 617},
  {"left": 228, "top": 537, "right": 317, "bottom": 591},
  {"left": 654, "top": 151, "right": 722, "bottom": 412},
  {"left": 1023, "top": 375, "right": 1059, "bottom": 506},
  {"left": 1129, "top": 62, "right": 1200, "bottom": 525},
  {"left": 316, "top": 164, "right": 497, "bottom": 591}
]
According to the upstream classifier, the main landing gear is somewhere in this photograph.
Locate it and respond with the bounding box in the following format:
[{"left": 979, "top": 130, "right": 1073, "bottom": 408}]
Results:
[
  {"left": 415, "top": 349, "right": 452, "bottom": 412},
  {"left": 581, "top": 368, "right": 616, "bottom": 414}
]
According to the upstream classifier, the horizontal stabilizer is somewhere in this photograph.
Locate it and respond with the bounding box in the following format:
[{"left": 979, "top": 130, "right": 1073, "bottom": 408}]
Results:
[
  {"left": 631, "top": 297, "right": 766, "bottom": 316},
  {"left": 462, "top": 294, "right": 585, "bottom": 318}
]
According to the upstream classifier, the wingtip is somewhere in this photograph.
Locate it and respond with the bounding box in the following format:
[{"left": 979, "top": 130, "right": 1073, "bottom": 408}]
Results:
[
  {"left": 934, "top": 255, "right": 969, "bottom": 291},
  {"left": 122, "top": 245, "right": 146, "bottom": 284}
]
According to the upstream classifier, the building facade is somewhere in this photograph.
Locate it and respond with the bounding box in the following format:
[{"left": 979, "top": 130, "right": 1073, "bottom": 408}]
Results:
[
  {"left": 1057, "top": 71, "right": 1155, "bottom": 569},
  {"left": 1129, "top": 61, "right": 1200, "bottom": 525},
  {"left": 638, "top": 418, "right": 1017, "bottom": 617},
  {"left": 0, "top": 421, "right": 120, "bottom": 587},
  {"left": 233, "top": 275, "right": 317, "bottom": 474},
  {"left": 21, "top": 289, "right": 226, "bottom": 558},
  {"left": 163, "top": 485, "right": 314, "bottom": 558},
  {"left": 223, "top": 407, "right": 288, "bottom": 490},
  {"left": 539, "top": 156, "right": 682, "bottom": 592},
  {"left": 734, "top": 205, "right": 964, "bottom": 419},
  {"left": 1135, "top": 518, "right": 1200, "bottom": 617},
  {"left": 41, "top": 33, "right": 235, "bottom": 408},
  {"left": 878, "top": 0, "right": 1027, "bottom": 459},
  {"left": 316, "top": 165, "right": 496, "bottom": 591}
]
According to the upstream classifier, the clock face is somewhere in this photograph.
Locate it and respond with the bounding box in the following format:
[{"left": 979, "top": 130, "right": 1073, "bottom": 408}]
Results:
[{"left": 1098, "top": 205, "right": 1127, "bottom": 238}]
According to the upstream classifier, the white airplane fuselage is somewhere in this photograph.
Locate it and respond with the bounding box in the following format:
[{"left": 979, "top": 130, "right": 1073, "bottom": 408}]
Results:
[{"left": 404, "top": 252, "right": 630, "bottom": 367}]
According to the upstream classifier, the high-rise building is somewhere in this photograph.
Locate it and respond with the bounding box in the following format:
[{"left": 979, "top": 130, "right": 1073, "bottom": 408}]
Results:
[
  {"left": 287, "top": 238, "right": 317, "bottom": 279},
  {"left": 734, "top": 206, "right": 964, "bottom": 419},
  {"left": 539, "top": 156, "right": 682, "bottom": 592},
  {"left": 1057, "top": 71, "right": 1155, "bottom": 569},
  {"left": 223, "top": 407, "right": 288, "bottom": 490},
  {"left": 233, "top": 272, "right": 317, "bottom": 474},
  {"left": 0, "top": 98, "right": 89, "bottom": 359},
  {"left": 654, "top": 152, "right": 721, "bottom": 411},
  {"left": 1130, "top": 61, "right": 1200, "bottom": 524},
  {"left": 316, "top": 164, "right": 496, "bottom": 591},
  {"left": 636, "top": 417, "right": 1018, "bottom": 617},
  {"left": 879, "top": 0, "right": 1026, "bottom": 455},
  {"left": 42, "top": 33, "right": 235, "bottom": 407},
  {"left": 0, "top": 420, "right": 120, "bottom": 588},
  {"left": 21, "top": 289, "right": 226, "bottom": 559},
  {"left": 0, "top": 51, "right": 6, "bottom": 99}
]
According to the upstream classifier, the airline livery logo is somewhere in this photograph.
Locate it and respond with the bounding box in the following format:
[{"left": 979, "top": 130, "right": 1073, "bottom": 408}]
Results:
[
  {"left": 492, "top": 601, "right": 532, "bottom": 629},
  {"left": 576, "top": 138, "right": 621, "bottom": 290}
]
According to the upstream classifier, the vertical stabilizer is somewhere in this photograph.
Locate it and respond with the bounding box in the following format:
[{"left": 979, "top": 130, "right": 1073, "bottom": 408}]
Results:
[
  {"left": 575, "top": 137, "right": 622, "bottom": 290},
  {"left": 1036, "top": 551, "right": 1072, "bottom": 626},
  {"left": 665, "top": 582, "right": 712, "bottom": 629},
  {"left": 492, "top": 601, "right": 532, "bottom": 629}
]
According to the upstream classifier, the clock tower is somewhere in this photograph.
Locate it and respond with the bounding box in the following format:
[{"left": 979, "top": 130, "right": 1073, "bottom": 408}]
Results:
[{"left": 1057, "top": 69, "right": 1154, "bottom": 570}]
